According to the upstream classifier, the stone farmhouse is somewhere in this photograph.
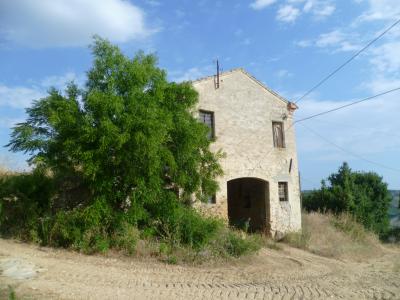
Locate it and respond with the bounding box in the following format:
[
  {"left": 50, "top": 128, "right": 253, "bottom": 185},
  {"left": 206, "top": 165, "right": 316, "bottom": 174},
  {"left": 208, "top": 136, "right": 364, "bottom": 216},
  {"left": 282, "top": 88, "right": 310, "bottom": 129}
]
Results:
[{"left": 192, "top": 68, "right": 301, "bottom": 236}]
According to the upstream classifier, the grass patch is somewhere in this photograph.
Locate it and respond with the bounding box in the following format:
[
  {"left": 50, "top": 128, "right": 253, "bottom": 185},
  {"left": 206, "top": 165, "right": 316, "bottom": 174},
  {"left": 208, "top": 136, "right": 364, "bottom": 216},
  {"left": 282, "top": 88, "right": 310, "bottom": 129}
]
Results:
[
  {"left": 282, "top": 212, "right": 382, "bottom": 260},
  {"left": 331, "top": 213, "right": 369, "bottom": 243},
  {"left": 8, "top": 286, "right": 17, "bottom": 300},
  {"left": 265, "top": 239, "right": 283, "bottom": 251},
  {"left": 282, "top": 229, "right": 311, "bottom": 250}
]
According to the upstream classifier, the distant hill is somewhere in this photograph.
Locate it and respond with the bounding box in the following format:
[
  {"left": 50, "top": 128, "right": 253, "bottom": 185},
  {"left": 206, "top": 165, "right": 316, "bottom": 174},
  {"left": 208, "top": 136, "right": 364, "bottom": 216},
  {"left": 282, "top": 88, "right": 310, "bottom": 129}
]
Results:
[{"left": 302, "top": 190, "right": 400, "bottom": 228}]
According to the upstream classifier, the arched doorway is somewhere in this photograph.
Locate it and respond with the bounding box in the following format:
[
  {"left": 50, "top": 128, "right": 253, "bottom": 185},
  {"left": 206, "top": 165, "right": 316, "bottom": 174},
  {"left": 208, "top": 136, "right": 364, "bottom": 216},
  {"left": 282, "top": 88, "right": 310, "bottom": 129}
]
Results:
[{"left": 227, "top": 178, "right": 270, "bottom": 232}]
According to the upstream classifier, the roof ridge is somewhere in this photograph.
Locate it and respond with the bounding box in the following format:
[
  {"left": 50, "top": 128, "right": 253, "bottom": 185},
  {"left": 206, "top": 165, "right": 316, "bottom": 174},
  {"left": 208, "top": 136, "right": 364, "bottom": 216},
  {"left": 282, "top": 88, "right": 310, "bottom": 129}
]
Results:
[
  {"left": 191, "top": 67, "right": 290, "bottom": 104},
  {"left": 190, "top": 68, "right": 243, "bottom": 84}
]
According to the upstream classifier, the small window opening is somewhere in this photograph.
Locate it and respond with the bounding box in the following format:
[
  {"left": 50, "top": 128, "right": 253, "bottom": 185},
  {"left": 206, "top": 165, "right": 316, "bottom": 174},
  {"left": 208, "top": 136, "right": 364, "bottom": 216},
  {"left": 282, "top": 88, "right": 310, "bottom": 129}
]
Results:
[
  {"left": 272, "top": 121, "right": 285, "bottom": 148},
  {"left": 199, "top": 110, "right": 215, "bottom": 139},
  {"left": 207, "top": 194, "right": 216, "bottom": 204},
  {"left": 278, "top": 182, "right": 288, "bottom": 202}
]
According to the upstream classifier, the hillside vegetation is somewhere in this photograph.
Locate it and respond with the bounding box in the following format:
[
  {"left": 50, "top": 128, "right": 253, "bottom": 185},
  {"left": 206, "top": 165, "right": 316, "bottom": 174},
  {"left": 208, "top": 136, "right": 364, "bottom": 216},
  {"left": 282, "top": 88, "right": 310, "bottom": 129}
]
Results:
[
  {"left": 0, "top": 38, "right": 262, "bottom": 263},
  {"left": 284, "top": 212, "right": 383, "bottom": 261},
  {"left": 302, "top": 162, "right": 392, "bottom": 239}
]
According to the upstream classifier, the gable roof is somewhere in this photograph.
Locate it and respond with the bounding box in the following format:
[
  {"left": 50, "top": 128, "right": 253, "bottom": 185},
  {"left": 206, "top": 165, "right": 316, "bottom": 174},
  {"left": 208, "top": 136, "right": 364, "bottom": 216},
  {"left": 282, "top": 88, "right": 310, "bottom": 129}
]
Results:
[{"left": 191, "top": 68, "right": 290, "bottom": 104}]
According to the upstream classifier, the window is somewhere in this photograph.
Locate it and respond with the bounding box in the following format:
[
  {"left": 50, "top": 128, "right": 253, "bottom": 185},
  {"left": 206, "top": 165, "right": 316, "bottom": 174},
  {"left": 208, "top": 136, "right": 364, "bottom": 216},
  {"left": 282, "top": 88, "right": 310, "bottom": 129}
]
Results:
[
  {"left": 272, "top": 122, "right": 285, "bottom": 148},
  {"left": 199, "top": 110, "right": 215, "bottom": 139},
  {"left": 278, "top": 182, "right": 288, "bottom": 202},
  {"left": 207, "top": 194, "right": 216, "bottom": 204}
]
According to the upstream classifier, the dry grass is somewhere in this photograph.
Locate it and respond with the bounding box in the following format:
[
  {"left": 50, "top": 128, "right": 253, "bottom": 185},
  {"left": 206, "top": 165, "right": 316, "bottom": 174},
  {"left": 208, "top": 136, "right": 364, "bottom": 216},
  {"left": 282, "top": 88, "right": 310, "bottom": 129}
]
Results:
[
  {"left": 0, "top": 166, "right": 20, "bottom": 178},
  {"left": 0, "top": 166, "right": 10, "bottom": 177},
  {"left": 284, "top": 212, "right": 383, "bottom": 261}
]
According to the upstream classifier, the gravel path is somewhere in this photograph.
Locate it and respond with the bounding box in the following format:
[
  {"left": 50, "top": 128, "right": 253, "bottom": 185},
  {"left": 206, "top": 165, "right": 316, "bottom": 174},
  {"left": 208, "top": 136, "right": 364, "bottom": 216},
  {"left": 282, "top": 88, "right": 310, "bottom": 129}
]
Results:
[{"left": 1, "top": 239, "right": 399, "bottom": 299}]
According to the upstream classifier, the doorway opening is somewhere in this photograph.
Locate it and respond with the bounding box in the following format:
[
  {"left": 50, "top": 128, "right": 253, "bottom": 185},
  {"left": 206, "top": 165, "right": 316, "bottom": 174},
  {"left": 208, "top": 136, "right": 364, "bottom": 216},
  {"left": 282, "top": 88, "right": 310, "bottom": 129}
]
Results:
[{"left": 227, "top": 178, "right": 270, "bottom": 232}]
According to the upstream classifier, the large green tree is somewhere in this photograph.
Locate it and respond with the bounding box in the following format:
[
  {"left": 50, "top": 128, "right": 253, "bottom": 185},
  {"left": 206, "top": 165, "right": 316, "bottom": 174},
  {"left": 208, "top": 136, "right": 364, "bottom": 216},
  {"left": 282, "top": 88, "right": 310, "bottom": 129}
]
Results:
[
  {"left": 7, "top": 37, "right": 223, "bottom": 211},
  {"left": 303, "top": 162, "right": 391, "bottom": 236}
]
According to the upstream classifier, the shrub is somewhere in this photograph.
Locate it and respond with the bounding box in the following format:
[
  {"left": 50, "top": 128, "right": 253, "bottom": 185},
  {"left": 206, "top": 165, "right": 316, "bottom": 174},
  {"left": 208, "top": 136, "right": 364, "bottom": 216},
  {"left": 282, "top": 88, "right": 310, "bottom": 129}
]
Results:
[
  {"left": 302, "top": 162, "right": 391, "bottom": 237},
  {"left": 0, "top": 169, "right": 54, "bottom": 239},
  {"left": 223, "top": 231, "right": 262, "bottom": 257},
  {"left": 147, "top": 194, "right": 223, "bottom": 249},
  {"left": 111, "top": 222, "right": 140, "bottom": 255},
  {"left": 208, "top": 228, "right": 263, "bottom": 258}
]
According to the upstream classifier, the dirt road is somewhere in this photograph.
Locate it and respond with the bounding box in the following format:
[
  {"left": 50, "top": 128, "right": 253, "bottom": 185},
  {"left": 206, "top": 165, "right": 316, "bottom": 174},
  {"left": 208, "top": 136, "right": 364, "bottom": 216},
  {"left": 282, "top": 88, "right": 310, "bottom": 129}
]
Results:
[{"left": 1, "top": 239, "right": 399, "bottom": 299}]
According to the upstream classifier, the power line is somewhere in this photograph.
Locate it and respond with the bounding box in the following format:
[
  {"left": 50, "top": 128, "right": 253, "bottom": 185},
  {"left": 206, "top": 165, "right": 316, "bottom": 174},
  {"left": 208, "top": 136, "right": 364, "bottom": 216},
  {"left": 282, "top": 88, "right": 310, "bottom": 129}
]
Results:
[
  {"left": 299, "top": 123, "right": 400, "bottom": 173},
  {"left": 295, "top": 16, "right": 400, "bottom": 104},
  {"left": 248, "top": 86, "right": 400, "bottom": 168},
  {"left": 294, "top": 87, "right": 400, "bottom": 124}
]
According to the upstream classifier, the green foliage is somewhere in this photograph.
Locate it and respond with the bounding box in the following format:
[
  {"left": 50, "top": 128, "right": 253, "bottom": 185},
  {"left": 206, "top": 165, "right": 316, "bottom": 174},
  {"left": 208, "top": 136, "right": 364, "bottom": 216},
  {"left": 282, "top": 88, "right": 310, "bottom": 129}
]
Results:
[
  {"left": 111, "top": 222, "right": 140, "bottom": 255},
  {"left": 223, "top": 231, "right": 262, "bottom": 257},
  {"left": 8, "top": 286, "right": 16, "bottom": 300},
  {"left": 0, "top": 38, "right": 262, "bottom": 261},
  {"left": 209, "top": 229, "right": 263, "bottom": 258},
  {"left": 7, "top": 37, "right": 222, "bottom": 208},
  {"left": 0, "top": 168, "right": 54, "bottom": 239},
  {"left": 148, "top": 194, "right": 224, "bottom": 249},
  {"left": 398, "top": 192, "right": 400, "bottom": 209},
  {"left": 302, "top": 162, "right": 391, "bottom": 237},
  {"left": 381, "top": 227, "right": 400, "bottom": 243}
]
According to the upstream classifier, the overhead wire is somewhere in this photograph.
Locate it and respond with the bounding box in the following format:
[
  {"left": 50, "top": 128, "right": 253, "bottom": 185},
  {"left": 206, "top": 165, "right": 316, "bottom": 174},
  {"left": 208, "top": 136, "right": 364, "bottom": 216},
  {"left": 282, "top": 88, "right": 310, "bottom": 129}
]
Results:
[
  {"left": 295, "top": 16, "right": 400, "bottom": 104},
  {"left": 294, "top": 87, "right": 400, "bottom": 124},
  {"left": 298, "top": 123, "right": 400, "bottom": 173}
]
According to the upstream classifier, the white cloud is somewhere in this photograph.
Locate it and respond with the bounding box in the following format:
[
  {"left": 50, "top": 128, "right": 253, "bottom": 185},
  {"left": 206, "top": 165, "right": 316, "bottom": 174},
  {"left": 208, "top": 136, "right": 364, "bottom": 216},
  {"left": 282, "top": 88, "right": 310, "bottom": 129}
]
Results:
[
  {"left": 366, "top": 76, "right": 400, "bottom": 94},
  {"left": 0, "top": 72, "right": 84, "bottom": 109},
  {"left": 0, "top": 0, "right": 152, "bottom": 48},
  {"left": 145, "top": 0, "right": 161, "bottom": 7},
  {"left": 369, "top": 42, "right": 400, "bottom": 74},
  {"left": 276, "top": 69, "right": 293, "bottom": 78},
  {"left": 276, "top": 5, "right": 300, "bottom": 22},
  {"left": 315, "top": 30, "right": 344, "bottom": 47},
  {"left": 169, "top": 66, "right": 214, "bottom": 83},
  {"left": 300, "top": 0, "right": 335, "bottom": 18},
  {"left": 0, "top": 117, "right": 25, "bottom": 128},
  {"left": 295, "top": 39, "right": 312, "bottom": 47},
  {"left": 297, "top": 29, "right": 360, "bottom": 52},
  {"left": 40, "top": 72, "right": 85, "bottom": 89},
  {"left": 0, "top": 85, "right": 46, "bottom": 109},
  {"left": 358, "top": 0, "right": 399, "bottom": 22},
  {"left": 274, "top": 0, "right": 334, "bottom": 23},
  {"left": 313, "top": 4, "right": 335, "bottom": 18},
  {"left": 250, "top": 0, "right": 277, "bottom": 10}
]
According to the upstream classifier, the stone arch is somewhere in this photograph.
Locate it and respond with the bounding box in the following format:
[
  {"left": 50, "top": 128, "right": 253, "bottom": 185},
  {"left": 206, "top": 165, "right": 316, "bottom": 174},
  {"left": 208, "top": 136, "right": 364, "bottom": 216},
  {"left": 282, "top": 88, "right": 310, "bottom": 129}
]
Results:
[{"left": 227, "top": 177, "right": 270, "bottom": 232}]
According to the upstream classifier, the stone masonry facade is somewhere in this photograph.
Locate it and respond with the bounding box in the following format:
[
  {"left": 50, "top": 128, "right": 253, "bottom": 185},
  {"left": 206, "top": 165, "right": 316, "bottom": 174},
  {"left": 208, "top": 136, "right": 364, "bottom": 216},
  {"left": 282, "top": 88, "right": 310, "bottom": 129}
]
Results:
[{"left": 192, "top": 69, "right": 301, "bottom": 236}]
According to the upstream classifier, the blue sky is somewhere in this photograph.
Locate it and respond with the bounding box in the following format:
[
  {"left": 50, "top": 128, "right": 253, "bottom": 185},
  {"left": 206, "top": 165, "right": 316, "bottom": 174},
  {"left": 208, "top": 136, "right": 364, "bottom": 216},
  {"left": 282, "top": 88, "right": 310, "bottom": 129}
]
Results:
[{"left": 0, "top": 0, "right": 399, "bottom": 189}]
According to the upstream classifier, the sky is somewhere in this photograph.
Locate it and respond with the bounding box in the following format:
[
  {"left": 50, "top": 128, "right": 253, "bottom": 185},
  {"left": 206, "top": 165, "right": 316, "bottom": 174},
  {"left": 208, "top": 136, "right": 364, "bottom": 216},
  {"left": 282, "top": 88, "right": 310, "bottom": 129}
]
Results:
[{"left": 0, "top": 0, "right": 399, "bottom": 190}]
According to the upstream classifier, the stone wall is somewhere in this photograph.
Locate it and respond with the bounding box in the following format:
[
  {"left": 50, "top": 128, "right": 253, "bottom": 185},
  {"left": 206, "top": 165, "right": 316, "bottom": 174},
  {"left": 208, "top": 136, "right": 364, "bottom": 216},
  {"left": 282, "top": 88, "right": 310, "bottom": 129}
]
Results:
[{"left": 192, "top": 69, "right": 301, "bottom": 235}]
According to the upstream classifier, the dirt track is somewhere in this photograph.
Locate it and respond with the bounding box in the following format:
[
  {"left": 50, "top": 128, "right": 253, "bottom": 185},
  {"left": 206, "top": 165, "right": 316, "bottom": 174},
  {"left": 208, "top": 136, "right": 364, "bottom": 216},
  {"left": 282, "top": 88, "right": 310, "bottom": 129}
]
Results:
[{"left": 1, "top": 239, "right": 399, "bottom": 299}]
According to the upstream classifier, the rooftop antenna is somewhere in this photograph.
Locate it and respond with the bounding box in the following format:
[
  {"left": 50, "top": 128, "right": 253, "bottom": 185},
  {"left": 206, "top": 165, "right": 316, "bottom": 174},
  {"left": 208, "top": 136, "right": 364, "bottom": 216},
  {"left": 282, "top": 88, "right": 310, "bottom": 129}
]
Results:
[{"left": 214, "top": 59, "right": 220, "bottom": 89}]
